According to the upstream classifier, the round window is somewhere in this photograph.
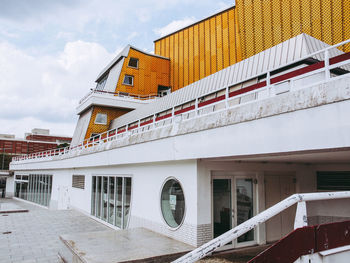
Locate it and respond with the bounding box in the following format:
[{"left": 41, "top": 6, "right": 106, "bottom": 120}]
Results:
[{"left": 161, "top": 178, "right": 185, "bottom": 228}]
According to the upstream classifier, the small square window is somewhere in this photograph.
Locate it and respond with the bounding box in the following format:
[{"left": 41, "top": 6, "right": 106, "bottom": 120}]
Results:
[
  {"left": 94, "top": 113, "right": 107, "bottom": 125},
  {"left": 122, "top": 75, "right": 134, "bottom": 86},
  {"left": 128, "top": 57, "right": 139, "bottom": 69}
]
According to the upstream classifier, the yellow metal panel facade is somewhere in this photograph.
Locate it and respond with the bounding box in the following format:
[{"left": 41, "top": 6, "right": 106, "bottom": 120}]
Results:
[
  {"left": 154, "top": 1, "right": 349, "bottom": 91},
  {"left": 115, "top": 48, "right": 170, "bottom": 95},
  {"left": 84, "top": 106, "right": 131, "bottom": 140},
  {"left": 236, "top": 0, "right": 350, "bottom": 59}
]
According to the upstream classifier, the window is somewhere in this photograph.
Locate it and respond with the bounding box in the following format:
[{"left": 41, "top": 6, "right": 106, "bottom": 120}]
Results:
[
  {"left": 72, "top": 175, "right": 85, "bottom": 189},
  {"left": 95, "top": 113, "right": 107, "bottom": 125},
  {"left": 128, "top": 57, "right": 139, "bottom": 69},
  {"left": 91, "top": 176, "right": 132, "bottom": 229},
  {"left": 15, "top": 174, "right": 52, "bottom": 207},
  {"left": 161, "top": 178, "right": 185, "bottom": 228},
  {"left": 122, "top": 75, "right": 134, "bottom": 86},
  {"left": 317, "top": 171, "right": 350, "bottom": 191},
  {"left": 95, "top": 74, "right": 108, "bottom": 91}
]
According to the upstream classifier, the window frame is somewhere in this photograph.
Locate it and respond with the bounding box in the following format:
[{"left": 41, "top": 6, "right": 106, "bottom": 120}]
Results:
[
  {"left": 127, "top": 57, "right": 139, "bottom": 69},
  {"left": 94, "top": 113, "right": 107, "bottom": 125},
  {"left": 122, "top": 74, "right": 134, "bottom": 86},
  {"left": 159, "top": 177, "right": 186, "bottom": 230}
]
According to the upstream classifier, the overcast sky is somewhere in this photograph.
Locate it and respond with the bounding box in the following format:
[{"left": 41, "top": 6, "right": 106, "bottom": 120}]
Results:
[{"left": 0, "top": 0, "right": 233, "bottom": 138}]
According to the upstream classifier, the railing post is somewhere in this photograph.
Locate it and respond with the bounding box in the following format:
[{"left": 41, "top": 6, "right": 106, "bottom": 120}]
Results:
[
  {"left": 294, "top": 201, "right": 308, "bottom": 229},
  {"left": 225, "top": 86, "right": 229, "bottom": 108},
  {"left": 266, "top": 71, "right": 272, "bottom": 97},
  {"left": 153, "top": 114, "right": 156, "bottom": 128},
  {"left": 172, "top": 107, "right": 175, "bottom": 122},
  {"left": 195, "top": 98, "right": 198, "bottom": 116},
  {"left": 324, "top": 49, "right": 330, "bottom": 81}
]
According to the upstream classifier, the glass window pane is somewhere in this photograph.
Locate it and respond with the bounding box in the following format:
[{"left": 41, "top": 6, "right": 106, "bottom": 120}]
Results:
[
  {"left": 236, "top": 178, "right": 254, "bottom": 243},
  {"left": 161, "top": 179, "right": 185, "bottom": 228},
  {"left": 96, "top": 177, "right": 101, "bottom": 218},
  {"left": 116, "top": 177, "right": 123, "bottom": 228},
  {"left": 102, "top": 177, "right": 108, "bottom": 221},
  {"left": 123, "top": 178, "right": 132, "bottom": 228},
  {"left": 91, "top": 176, "right": 96, "bottom": 216},
  {"left": 15, "top": 182, "right": 20, "bottom": 198},
  {"left": 108, "top": 177, "right": 115, "bottom": 224}
]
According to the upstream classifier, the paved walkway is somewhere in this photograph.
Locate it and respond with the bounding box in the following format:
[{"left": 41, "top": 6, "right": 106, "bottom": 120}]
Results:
[{"left": 0, "top": 198, "right": 109, "bottom": 263}]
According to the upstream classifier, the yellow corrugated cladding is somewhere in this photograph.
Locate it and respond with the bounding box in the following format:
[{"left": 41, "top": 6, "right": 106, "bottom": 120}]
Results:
[
  {"left": 154, "top": 7, "right": 241, "bottom": 91},
  {"left": 236, "top": 0, "right": 350, "bottom": 59},
  {"left": 84, "top": 106, "right": 131, "bottom": 140},
  {"left": 116, "top": 48, "right": 170, "bottom": 95}
]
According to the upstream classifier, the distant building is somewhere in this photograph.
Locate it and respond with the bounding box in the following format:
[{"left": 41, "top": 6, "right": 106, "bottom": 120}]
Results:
[{"left": 0, "top": 129, "right": 71, "bottom": 197}]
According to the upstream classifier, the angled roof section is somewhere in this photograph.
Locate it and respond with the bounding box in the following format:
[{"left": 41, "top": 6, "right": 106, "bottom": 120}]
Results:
[
  {"left": 110, "top": 34, "right": 342, "bottom": 130},
  {"left": 96, "top": 45, "right": 170, "bottom": 82},
  {"left": 154, "top": 4, "right": 236, "bottom": 42}
]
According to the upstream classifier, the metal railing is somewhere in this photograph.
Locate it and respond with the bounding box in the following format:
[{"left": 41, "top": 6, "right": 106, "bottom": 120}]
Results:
[
  {"left": 79, "top": 89, "right": 160, "bottom": 104},
  {"left": 172, "top": 191, "right": 350, "bottom": 263},
  {"left": 12, "top": 39, "right": 350, "bottom": 163}
]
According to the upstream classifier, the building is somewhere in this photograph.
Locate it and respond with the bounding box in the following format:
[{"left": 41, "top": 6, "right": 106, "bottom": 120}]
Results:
[
  {"left": 0, "top": 129, "right": 71, "bottom": 197},
  {"left": 8, "top": 1, "right": 350, "bottom": 261}
]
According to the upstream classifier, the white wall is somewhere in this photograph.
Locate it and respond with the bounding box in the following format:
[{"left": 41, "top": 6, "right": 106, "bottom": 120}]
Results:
[{"left": 5, "top": 176, "right": 14, "bottom": 198}]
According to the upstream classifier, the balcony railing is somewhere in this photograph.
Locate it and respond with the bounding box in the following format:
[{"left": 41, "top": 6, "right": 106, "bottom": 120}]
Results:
[
  {"left": 12, "top": 38, "right": 350, "bottom": 163},
  {"left": 79, "top": 89, "right": 160, "bottom": 105}
]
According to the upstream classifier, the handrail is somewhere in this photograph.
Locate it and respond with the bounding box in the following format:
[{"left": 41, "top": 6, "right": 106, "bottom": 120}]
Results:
[
  {"left": 79, "top": 89, "right": 160, "bottom": 104},
  {"left": 12, "top": 38, "right": 350, "bottom": 163},
  {"left": 172, "top": 191, "right": 350, "bottom": 263}
]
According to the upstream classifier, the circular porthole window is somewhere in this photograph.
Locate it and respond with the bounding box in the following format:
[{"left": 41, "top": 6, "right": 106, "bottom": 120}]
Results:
[{"left": 160, "top": 178, "right": 185, "bottom": 229}]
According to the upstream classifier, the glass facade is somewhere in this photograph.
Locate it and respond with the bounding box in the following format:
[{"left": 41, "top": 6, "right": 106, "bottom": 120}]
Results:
[
  {"left": 91, "top": 176, "right": 132, "bottom": 229},
  {"left": 14, "top": 174, "right": 52, "bottom": 207}
]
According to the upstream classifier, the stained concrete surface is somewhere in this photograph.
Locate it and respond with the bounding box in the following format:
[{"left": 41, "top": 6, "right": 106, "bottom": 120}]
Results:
[
  {"left": 0, "top": 199, "right": 109, "bottom": 263},
  {"left": 60, "top": 227, "right": 194, "bottom": 263}
]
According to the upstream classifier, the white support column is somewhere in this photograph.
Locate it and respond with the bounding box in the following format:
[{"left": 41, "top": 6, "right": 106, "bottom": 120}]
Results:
[
  {"left": 294, "top": 201, "right": 308, "bottom": 229},
  {"left": 324, "top": 49, "right": 330, "bottom": 80},
  {"left": 195, "top": 98, "right": 198, "bottom": 116},
  {"left": 225, "top": 86, "right": 229, "bottom": 108}
]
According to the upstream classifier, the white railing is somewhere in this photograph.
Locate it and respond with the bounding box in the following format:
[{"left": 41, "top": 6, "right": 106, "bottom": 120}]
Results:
[
  {"left": 12, "top": 39, "right": 350, "bottom": 163},
  {"left": 79, "top": 89, "right": 160, "bottom": 105},
  {"left": 172, "top": 191, "right": 350, "bottom": 263}
]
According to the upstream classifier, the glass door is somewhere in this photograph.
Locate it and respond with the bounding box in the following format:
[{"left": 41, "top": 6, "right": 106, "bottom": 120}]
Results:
[
  {"left": 234, "top": 177, "right": 256, "bottom": 247},
  {"left": 212, "top": 178, "right": 233, "bottom": 239},
  {"left": 212, "top": 174, "right": 257, "bottom": 248}
]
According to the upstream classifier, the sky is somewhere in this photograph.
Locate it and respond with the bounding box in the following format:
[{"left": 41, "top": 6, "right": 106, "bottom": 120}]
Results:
[{"left": 0, "top": 0, "right": 234, "bottom": 138}]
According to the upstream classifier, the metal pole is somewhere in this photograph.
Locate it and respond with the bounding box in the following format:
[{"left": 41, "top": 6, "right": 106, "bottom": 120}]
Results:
[{"left": 1, "top": 148, "right": 4, "bottom": 170}]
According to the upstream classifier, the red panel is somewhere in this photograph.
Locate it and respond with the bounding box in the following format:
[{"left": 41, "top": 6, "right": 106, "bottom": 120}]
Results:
[
  {"left": 248, "top": 226, "right": 315, "bottom": 263},
  {"left": 198, "top": 95, "right": 225, "bottom": 108},
  {"left": 270, "top": 61, "right": 324, "bottom": 84},
  {"left": 329, "top": 52, "right": 350, "bottom": 65},
  {"left": 128, "top": 125, "right": 138, "bottom": 130},
  {"left": 140, "top": 119, "right": 153, "bottom": 126},
  {"left": 117, "top": 129, "right": 126, "bottom": 134},
  {"left": 155, "top": 113, "right": 172, "bottom": 121},
  {"left": 229, "top": 81, "right": 266, "bottom": 98},
  {"left": 174, "top": 105, "right": 195, "bottom": 115},
  {"left": 315, "top": 220, "right": 350, "bottom": 251}
]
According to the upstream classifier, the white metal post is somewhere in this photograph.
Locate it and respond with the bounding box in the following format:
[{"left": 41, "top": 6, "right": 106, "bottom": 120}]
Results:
[
  {"left": 225, "top": 86, "right": 229, "bottom": 108},
  {"left": 325, "top": 49, "right": 330, "bottom": 80},
  {"left": 195, "top": 98, "right": 198, "bottom": 116},
  {"left": 294, "top": 201, "right": 308, "bottom": 229}
]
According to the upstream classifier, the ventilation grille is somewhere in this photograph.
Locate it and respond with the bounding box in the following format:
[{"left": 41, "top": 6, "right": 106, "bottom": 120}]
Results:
[
  {"left": 317, "top": 171, "right": 350, "bottom": 191},
  {"left": 72, "top": 175, "right": 85, "bottom": 189}
]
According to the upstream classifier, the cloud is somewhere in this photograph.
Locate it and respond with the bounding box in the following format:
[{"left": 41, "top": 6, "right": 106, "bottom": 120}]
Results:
[
  {"left": 153, "top": 17, "right": 196, "bottom": 37},
  {"left": 0, "top": 40, "right": 118, "bottom": 137}
]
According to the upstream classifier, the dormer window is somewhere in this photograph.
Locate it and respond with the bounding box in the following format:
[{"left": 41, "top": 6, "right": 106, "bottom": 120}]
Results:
[
  {"left": 94, "top": 113, "right": 107, "bottom": 125},
  {"left": 122, "top": 75, "right": 134, "bottom": 86},
  {"left": 128, "top": 57, "right": 139, "bottom": 69}
]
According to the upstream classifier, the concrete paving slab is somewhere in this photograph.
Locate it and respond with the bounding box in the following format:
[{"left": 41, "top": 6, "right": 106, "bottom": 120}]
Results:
[
  {"left": 0, "top": 201, "right": 28, "bottom": 214},
  {"left": 60, "top": 228, "right": 195, "bottom": 263}
]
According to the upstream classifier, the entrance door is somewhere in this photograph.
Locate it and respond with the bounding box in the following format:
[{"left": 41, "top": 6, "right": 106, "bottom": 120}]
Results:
[
  {"left": 265, "top": 173, "right": 296, "bottom": 242},
  {"left": 212, "top": 174, "right": 256, "bottom": 248}
]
